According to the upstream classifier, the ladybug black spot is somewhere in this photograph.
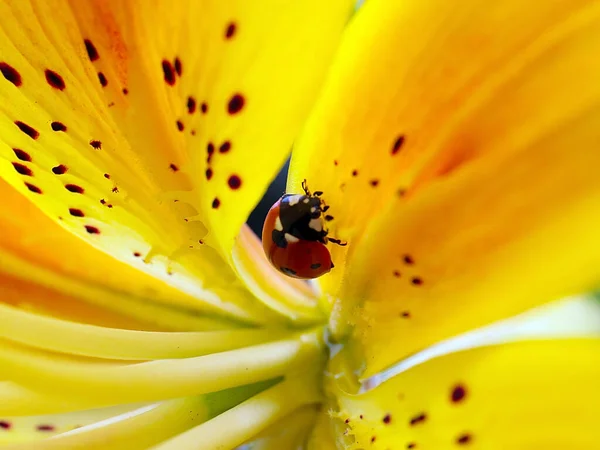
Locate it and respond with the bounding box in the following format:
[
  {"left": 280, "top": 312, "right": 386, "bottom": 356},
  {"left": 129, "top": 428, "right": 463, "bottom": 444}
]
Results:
[
  {"left": 310, "top": 263, "right": 322, "bottom": 270},
  {"left": 280, "top": 267, "right": 297, "bottom": 276}
]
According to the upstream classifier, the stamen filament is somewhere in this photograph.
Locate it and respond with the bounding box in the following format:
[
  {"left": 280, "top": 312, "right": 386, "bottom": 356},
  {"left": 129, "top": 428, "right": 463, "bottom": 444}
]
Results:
[
  {"left": 0, "top": 303, "right": 287, "bottom": 360},
  {"left": 0, "top": 382, "right": 81, "bottom": 416},
  {"left": 149, "top": 378, "right": 321, "bottom": 450},
  {"left": 0, "top": 332, "right": 324, "bottom": 408}
]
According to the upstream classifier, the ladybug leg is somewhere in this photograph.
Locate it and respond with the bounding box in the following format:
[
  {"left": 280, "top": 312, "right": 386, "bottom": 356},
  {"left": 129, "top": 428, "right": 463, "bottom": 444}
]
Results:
[
  {"left": 328, "top": 237, "right": 348, "bottom": 247},
  {"left": 301, "top": 179, "right": 312, "bottom": 196}
]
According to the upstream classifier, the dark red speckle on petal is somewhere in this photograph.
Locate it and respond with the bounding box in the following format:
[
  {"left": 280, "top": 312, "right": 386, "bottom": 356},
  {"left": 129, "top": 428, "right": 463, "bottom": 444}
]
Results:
[
  {"left": 403, "top": 254, "right": 414, "bottom": 265},
  {"left": 51, "top": 121, "right": 67, "bottom": 132},
  {"left": 15, "top": 121, "right": 39, "bottom": 139},
  {"left": 162, "top": 60, "right": 176, "bottom": 86},
  {"left": 85, "top": 225, "right": 100, "bottom": 234},
  {"left": 225, "top": 22, "right": 237, "bottom": 39},
  {"left": 352, "top": 169, "right": 358, "bottom": 177},
  {"left": 89, "top": 140, "right": 102, "bottom": 150},
  {"left": 13, "top": 148, "right": 31, "bottom": 161},
  {"left": 212, "top": 197, "right": 220, "bottom": 209},
  {"left": 219, "top": 141, "right": 231, "bottom": 153},
  {"left": 12, "top": 162, "right": 32, "bottom": 176},
  {"left": 401, "top": 311, "right": 411, "bottom": 318},
  {"left": 52, "top": 165, "right": 68, "bottom": 175},
  {"left": 382, "top": 414, "right": 392, "bottom": 424},
  {"left": 84, "top": 39, "right": 99, "bottom": 61},
  {"left": 25, "top": 182, "right": 42, "bottom": 194},
  {"left": 205, "top": 168, "right": 213, "bottom": 180},
  {"left": 201, "top": 102, "right": 208, "bottom": 114},
  {"left": 370, "top": 179, "right": 380, "bottom": 187},
  {"left": 176, "top": 120, "right": 184, "bottom": 131},
  {"left": 69, "top": 208, "right": 85, "bottom": 217},
  {"left": 457, "top": 434, "right": 472, "bottom": 445},
  {"left": 104, "top": 173, "right": 111, "bottom": 179},
  {"left": 45, "top": 69, "right": 65, "bottom": 90},
  {"left": 133, "top": 252, "right": 142, "bottom": 257},
  {"left": 407, "top": 443, "right": 416, "bottom": 449},
  {"left": 207, "top": 142, "right": 215, "bottom": 162},
  {"left": 36, "top": 424, "right": 55, "bottom": 432},
  {"left": 228, "top": 174, "right": 242, "bottom": 190},
  {"left": 0, "top": 62, "right": 22, "bottom": 86},
  {"left": 409, "top": 413, "right": 427, "bottom": 426},
  {"left": 451, "top": 385, "right": 467, "bottom": 403},
  {"left": 0, "top": 421, "right": 12, "bottom": 430},
  {"left": 392, "top": 135, "right": 405, "bottom": 155},
  {"left": 174, "top": 57, "right": 182, "bottom": 76},
  {"left": 65, "top": 184, "right": 84, "bottom": 194},
  {"left": 411, "top": 277, "right": 423, "bottom": 286},
  {"left": 122, "top": 88, "right": 129, "bottom": 95},
  {"left": 98, "top": 72, "right": 108, "bottom": 87},
  {"left": 187, "top": 96, "right": 196, "bottom": 114},
  {"left": 227, "top": 94, "right": 245, "bottom": 114},
  {"left": 169, "top": 163, "right": 179, "bottom": 172}
]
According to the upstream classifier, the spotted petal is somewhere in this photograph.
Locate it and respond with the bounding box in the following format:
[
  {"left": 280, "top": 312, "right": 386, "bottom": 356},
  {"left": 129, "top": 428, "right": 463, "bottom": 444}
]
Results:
[
  {"left": 0, "top": 0, "right": 352, "bottom": 323},
  {"left": 289, "top": 0, "right": 600, "bottom": 373},
  {"left": 330, "top": 339, "right": 600, "bottom": 449}
]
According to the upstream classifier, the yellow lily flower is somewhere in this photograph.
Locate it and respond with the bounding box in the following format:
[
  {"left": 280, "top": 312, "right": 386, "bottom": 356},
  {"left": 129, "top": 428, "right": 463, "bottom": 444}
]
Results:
[{"left": 1, "top": 0, "right": 600, "bottom": 449}]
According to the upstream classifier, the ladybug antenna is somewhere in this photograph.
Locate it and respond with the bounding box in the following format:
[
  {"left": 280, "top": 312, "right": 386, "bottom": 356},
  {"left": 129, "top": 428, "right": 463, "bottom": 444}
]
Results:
[
  {"left": 328, "top": 237, "right": 348, "bottom": 247},
  {"left": 313, "top": 190, "right": 323, "bottom": 197},
  {"left": 301, "top": 179, "right": 311, "bottom": 196}
]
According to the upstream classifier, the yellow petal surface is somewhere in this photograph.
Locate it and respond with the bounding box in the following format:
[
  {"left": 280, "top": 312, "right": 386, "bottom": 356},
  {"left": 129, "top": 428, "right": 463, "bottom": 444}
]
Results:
[
  {"left": 290, "top": 0, "right": 600, "bottom": 372},
  {"left": 0, "top": 403, "right": 142, "bottom": 445},
  {"left": 0, "top": 0, "right": 353, "bottom": 324},
  {"left": 1, "top": 381, "right": 274, "bottom": 449},
  {"left": 0, "top": 180, "right": 272, "bottom": 327},
  {"left": 329, "top": 339, "right": 600, "bottom": 449}
]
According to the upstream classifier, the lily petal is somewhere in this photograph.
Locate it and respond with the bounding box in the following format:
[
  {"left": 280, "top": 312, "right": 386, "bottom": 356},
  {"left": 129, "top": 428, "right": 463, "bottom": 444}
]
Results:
[
  {"left": 0, "top": 0, "right": 352, "bottom": 323},
  {"left": 289, "top": 0, "right": 600, "bottom": 372},
  {"left": 1, "top": 382, "right": 274, "bottom": 449},
  {"left": 331, "top": 339, "right": 600, "bottom": 449},
  {"left": 0, "top": 403, "right": 142, "bottom": 445},
  {"left": 0, "top": 177, "right": 276, "bottom": 326}
]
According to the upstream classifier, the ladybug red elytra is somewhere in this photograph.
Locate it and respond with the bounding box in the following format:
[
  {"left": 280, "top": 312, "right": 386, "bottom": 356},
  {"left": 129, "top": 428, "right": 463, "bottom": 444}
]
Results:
[{"left": 262, "top": 180, "right": 346, "bottom": 279}]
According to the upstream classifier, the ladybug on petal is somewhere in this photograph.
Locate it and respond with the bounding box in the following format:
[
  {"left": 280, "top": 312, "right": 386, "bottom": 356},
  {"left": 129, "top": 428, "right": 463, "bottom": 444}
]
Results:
[{"left": 262, "top": 180, "right": 346, "bottom": 279}]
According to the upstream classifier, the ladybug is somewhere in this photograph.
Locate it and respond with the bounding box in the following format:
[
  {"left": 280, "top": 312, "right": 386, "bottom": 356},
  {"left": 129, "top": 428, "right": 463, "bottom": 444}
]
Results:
[{"left": 262, "top": 180, "right": 346, "bottom": 279}]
